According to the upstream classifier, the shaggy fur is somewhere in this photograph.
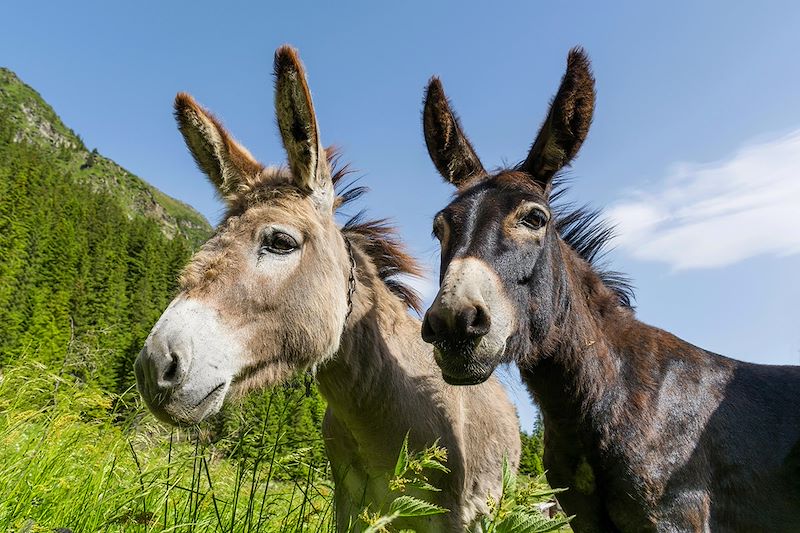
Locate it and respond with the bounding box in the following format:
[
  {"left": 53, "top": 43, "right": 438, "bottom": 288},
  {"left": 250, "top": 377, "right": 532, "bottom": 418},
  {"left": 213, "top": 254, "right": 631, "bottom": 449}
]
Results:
[
  {"left": 421, "top": 48, "right": 800, "bottom": 531},
  {"left": 549, "top": 176, "right": 634, "bottom": 309},
  {"left": 139, "top": 45, "right": 520, "bottom": 532},
  {"left": 331, "top": 156, "right": 424, "bottom": 313}
]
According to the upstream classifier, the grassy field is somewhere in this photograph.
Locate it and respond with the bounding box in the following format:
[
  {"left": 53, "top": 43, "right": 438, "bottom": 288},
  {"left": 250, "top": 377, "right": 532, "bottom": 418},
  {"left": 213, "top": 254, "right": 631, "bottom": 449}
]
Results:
[
  {"left": 0, "top": 359, "right": 334, "bottom": 532},
  {"left": 0, "top": 356, "right": 570, "bottom": 533}
]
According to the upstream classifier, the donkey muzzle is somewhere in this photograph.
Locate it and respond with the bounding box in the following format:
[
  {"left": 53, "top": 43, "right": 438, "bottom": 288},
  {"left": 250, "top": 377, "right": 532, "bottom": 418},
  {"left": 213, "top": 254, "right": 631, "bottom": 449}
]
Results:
[{"left": 134, "top": 297, "right": 243, "bottom": 425}]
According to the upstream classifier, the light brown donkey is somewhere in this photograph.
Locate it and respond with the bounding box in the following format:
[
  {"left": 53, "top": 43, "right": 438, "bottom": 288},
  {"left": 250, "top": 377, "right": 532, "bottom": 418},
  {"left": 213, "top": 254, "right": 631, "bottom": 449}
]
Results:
[{"left": 134, "top": 46, "right": 520, "bottom": 531}]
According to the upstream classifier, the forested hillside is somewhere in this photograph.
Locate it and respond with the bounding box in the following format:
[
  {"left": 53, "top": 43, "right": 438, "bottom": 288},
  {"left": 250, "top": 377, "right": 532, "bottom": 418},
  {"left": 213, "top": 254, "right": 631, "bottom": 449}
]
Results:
[
  {"left": 0, "top": 68, "right": 209, "bottom": 246},
  {"left": 0, "top": 68, "right": 542, "bottom": 491},
  {"left": 0, "top": 70, "right": 198, "bottom": 384},
  {"left": 0, "top": 68, "right": 329, "bottom": 475}
]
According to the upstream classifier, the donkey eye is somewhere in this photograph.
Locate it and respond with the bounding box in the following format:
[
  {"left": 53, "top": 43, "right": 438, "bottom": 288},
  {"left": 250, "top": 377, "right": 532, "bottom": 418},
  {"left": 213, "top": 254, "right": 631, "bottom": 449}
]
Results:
[
  {"left": 521, "top": 209, "right": 548, "bottom": 230},
  {"left": 261, "top": 232, "right": 299, "bottom": 255}
]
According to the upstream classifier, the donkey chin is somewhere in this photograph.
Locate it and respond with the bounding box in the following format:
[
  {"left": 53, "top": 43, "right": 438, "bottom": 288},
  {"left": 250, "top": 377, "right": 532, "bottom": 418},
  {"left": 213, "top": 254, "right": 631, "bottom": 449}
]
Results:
[
  {"left": 135, "top": 361, "right": 230, "bottom": 426},
  {"left": 134, "top": 297, "right": 249, "bottom": 426},
  {"left": 432, "top": 337, "right": 507, "bottom": 386}
]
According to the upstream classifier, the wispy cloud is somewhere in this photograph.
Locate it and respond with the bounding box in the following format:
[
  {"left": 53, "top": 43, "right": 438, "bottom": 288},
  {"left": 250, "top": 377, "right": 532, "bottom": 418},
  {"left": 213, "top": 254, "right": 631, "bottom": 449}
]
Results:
[{"left": 608, "top": 130, "right": 800, "bottom": 270}]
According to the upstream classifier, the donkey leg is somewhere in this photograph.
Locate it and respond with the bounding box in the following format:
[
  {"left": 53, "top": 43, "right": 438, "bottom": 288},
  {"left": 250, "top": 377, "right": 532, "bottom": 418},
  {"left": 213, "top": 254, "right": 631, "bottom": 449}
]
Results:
[
  {"left": 323, "top": 410, "right": 369, "bottom": 532},
  {"left": 655, "top": 490, "right": 711, "bottom": 533},
  {"left": 544, "top": 456, "right": 617, "bottom": 532}
]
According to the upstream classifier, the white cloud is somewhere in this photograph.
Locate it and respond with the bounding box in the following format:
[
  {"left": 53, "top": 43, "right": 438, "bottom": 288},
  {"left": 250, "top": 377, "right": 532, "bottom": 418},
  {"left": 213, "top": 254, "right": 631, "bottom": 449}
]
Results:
[{"left": 608, "top": 130, "right": 800, "bottom": 270}]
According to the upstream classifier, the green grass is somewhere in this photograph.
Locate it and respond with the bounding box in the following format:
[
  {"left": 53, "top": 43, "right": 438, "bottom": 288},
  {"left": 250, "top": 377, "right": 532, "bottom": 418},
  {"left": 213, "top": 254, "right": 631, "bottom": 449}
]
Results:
[
  {"left": 0, "top": 356, "right": 571, "bottom": 533},
  {"left": 0, "top": 361, "right": 334, "bottom": 532}
]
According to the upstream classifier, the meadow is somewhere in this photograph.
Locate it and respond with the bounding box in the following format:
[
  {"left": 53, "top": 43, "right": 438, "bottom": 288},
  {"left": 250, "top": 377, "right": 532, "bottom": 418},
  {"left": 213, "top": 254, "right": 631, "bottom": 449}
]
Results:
[
  {"left": 0, "top": 355, "right": 334, "bottom": 532},
  {"left": 0, "top": 350, "right": 570, "bottom": 533}
]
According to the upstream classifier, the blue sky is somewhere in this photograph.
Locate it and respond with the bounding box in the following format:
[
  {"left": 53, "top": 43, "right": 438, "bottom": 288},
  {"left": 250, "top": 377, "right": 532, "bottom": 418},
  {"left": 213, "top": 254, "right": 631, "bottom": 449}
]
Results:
[{"left": 4, "top": 1, "right": 800, "bottom": 431}]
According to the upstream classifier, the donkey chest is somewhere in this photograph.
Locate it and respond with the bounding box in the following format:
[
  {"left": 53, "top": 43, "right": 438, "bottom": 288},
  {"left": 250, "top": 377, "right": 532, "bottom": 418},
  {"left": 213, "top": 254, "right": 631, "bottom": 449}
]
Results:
[
  {"left": 322, "top": 408, "right": 458, "bottom": 525},
  {"left": 331, "top": 450, "right": 456, "bottom": 532},
  {"left": 543, "top": 426, "right": 676, "bottom": 532}
]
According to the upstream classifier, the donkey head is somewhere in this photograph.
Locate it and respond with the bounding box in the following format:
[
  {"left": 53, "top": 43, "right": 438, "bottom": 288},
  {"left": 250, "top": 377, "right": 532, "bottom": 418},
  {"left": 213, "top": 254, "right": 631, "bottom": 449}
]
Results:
[
  {"left": 135, "top": 47, "right": 352, "bottom": 424},
  {"left": 421, "top": 49, "right": 596, "bottom": 385}
]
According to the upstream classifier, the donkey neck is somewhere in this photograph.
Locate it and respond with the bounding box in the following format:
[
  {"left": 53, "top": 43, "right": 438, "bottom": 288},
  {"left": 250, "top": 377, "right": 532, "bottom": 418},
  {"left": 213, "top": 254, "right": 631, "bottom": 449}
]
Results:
[
  {"left": 522, "top": 241, "right": 619, "bottom": 404},
  {"left": 523, "top": 241, "right": 732, "bottom": 439},
  {"left": 315, "top": 248, "right": 436, "bottom": 439}
]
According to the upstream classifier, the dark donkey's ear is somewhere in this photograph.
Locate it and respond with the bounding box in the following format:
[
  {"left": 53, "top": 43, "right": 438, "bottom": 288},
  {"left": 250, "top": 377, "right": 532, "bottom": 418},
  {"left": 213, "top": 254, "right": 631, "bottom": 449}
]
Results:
[
  {"left": 520, "top": 47, "right": 595, "bottom": 193},
  {"left": 274, "top": 45, "right": 334, "bottom": 212},
  {"left": 423, "top": 77, "right": 486, "bottom": 187},
  {"left": 174, "top": 93, "right": 263, "bottom": 201}
]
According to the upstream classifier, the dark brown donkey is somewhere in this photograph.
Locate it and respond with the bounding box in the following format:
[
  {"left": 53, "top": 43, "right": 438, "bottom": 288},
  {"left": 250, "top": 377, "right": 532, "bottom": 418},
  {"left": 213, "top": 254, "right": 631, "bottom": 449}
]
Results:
[{"left": 419, "top": 48, "right": 800, "bottom": 531}]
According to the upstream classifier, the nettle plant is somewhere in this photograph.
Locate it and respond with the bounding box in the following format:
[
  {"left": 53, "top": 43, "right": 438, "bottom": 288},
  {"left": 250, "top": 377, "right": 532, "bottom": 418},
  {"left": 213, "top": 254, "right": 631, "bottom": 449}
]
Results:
[
  {"left": 480, "top": 459, "right": 572, "bottom": 533},
  {"left": 359, "top": 434, "right": 450, "bottom": 533},
  {"left": 360, "top": 436, "right": 572, "bottom": 533}
]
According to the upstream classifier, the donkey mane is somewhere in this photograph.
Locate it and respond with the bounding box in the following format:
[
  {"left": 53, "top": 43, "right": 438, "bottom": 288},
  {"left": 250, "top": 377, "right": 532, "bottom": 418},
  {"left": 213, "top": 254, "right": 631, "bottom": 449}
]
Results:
[
  {"left": 549, "top": 176, "right": 635, "bottom": 309},
  {"left": 329, "top": 150, "right": 424, "bottom": 313}
]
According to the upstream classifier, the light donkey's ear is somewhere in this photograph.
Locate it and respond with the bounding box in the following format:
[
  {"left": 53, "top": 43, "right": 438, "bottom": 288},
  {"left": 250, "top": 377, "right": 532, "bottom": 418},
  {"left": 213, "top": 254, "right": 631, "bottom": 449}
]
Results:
[
  {"left": 423, "top": 77, "right": 486, "bottom": 187},
  {"left": 174, "top": 93, "right": 262, "bottom": 200},
  {"left": 520, "top": 47, "right": 595, "bottom": 193},
  {"left": 273, "top": 46, "right": 334, "bottom": 212}
]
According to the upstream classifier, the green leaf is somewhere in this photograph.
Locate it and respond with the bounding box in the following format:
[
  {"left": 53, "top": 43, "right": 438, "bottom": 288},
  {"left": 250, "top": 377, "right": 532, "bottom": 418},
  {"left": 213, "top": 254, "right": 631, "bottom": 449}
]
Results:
[
  {"left": 495, "top": 511, "right": 572, "bottom": 533},
  {"left": 481, "top": 515, "right": 494, "bottom": 533},
  {"left": 525, "top": 487, "right": 568, "bottom": 498},
  {"left": 419, "top": 457, "right": 450, "bottom": 473},
  {"left": 395, "top": 432, "right": 410, "bottom": 477},
  {"left": 389, "top": 495, "right": 449, "bottom": 517},
  {"left": 408, "top": 480, "right": 443, "bottom": 492},
  {"left": 501, "top": 454, "right": 517, "bottom": 504}
]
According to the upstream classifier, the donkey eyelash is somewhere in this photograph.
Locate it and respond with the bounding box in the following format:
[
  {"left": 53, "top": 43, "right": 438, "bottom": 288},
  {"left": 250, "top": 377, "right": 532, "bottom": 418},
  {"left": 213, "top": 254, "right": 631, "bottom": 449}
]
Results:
[
  {"left": 259, "top": 231, "right": 299, "bottom": 256},
  {"left": 520, "top": 208, "right": 549, "bottom": 230}
]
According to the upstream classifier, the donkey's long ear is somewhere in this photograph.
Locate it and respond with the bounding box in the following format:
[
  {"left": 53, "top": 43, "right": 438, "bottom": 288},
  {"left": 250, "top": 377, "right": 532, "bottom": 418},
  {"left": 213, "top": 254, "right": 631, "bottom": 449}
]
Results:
[
  {"left": 174, "top": 93, "right": 262, "bottom": 199},
  {"left": 274, "top": 46, "right": 334, "bottom": 212},
  {"left": 423, "top": 77, "right": 486, "bottom": 187},
  {"left": 520, "top": 48, "right": 595, "bottom": 193}
]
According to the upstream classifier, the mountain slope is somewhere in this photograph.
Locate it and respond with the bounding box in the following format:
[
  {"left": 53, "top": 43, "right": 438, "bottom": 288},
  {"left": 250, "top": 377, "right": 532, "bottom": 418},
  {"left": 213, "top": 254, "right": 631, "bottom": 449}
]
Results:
[
  {"left": 0, "top": 67, "right": 212, "bottom": 246},
  {"left": 0, "top": 67, "right": 330, "bottom": 483}
]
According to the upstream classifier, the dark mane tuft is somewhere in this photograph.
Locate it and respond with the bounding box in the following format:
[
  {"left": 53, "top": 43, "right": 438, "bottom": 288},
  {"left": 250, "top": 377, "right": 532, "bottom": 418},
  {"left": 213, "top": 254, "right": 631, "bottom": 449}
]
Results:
[
  {"left": 328, "top": 149, "right": 424, "bottom": 313},
  {"left": 550, "top": 176, "right": 635, "bottom": 308}
]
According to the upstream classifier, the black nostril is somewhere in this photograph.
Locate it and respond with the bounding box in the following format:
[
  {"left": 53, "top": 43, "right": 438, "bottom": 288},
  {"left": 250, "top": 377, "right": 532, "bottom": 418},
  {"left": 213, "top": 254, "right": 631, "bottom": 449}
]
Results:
[
  {"left": 163, "top": 353, "right": 179, "bottom": 383},
  {"left": 459, "top": 304, "right": 491, "bottom": 338},
  {"left": 422, "top": 311, "right": 445, "bottom": 343},
  {"left": 155, "top": 351, "right": 184, "bottom": 389},
  {"left": 468, "top": 305, "right": 491, "bottom": 337}
]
